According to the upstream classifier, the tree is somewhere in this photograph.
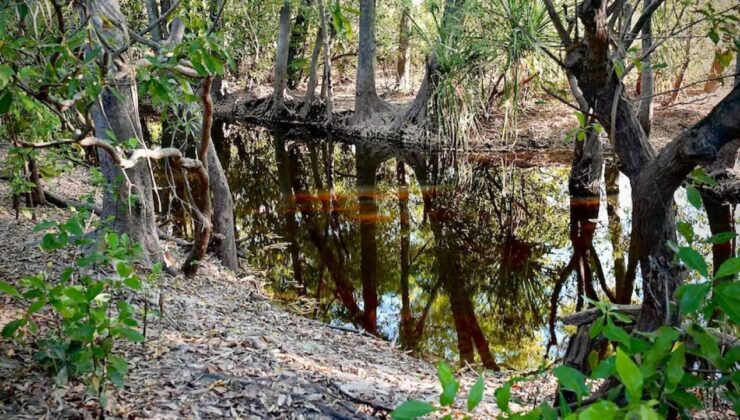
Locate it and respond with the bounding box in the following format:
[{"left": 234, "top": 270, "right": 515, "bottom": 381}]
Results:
[
  {"left": 91, "top": 0, "right": 162, "bottom": 266},
  {"left": 270, "top": 0, "right": 294, "bottom": 115},
  {"left": 354, "top": 0, "right": 390, "bottom": 122},
  {"left": 396, "top": 5, "right": 412, "bottom": 91}
]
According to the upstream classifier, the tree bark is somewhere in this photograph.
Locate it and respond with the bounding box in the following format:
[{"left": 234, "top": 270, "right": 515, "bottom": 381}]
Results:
[
  {"left": 319, "top": 0, "right": 334, "bottom": 121},
  {"left": 287, "top": 1, "right": 312, "bottom": 89},
  {"left": 91, "top": 0, "right": 161, "bottom": 266},
  {"left": 396, "top": 7, "right": 411, "bottom": 91},
  {"left": 354, "top": 0, "right": 389, "bottom": 122},
  {"left": 637, "top": 0, "right": 653, "bottom": 136},
  {"left": 301, "top": 28, "right": 324, "bottom": 118},
  {"left": 207, "top": 139, "right": 238, "bottom": 271},
  {"left": 144, "top": 0, "right": 163, "bottom": 41},
  {"left": 271, "top": 1, "right": 293, "bottom": 114}
]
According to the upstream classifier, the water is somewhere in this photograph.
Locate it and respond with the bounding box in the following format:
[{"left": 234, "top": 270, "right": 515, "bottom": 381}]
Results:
[{"left": 216, "top": 124, "right": 710, "bottom": 370}]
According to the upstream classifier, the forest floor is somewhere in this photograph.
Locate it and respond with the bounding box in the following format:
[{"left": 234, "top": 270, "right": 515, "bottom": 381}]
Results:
[{"left": 0, "top": 171, "right": 564, "bottom": 418}]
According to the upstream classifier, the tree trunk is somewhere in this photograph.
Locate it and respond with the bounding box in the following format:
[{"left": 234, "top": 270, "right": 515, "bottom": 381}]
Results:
[
  {"left": 144, "top": 0, "right": 163, "bottom": 41},
  {"left": 182, "top": 78, "right": 214, "bottom": 277},
  {"left": 28, "top": 158, "right": 46, "bottom": 206},
  {"left": 664, "top": 26, "right": 692, "bottom": 106},
  {"left": 396, "top": 8, "right": 411, "bottom": 91},
  {"left": 319, "top": 0, "right": 334, "bottom": 121},
  {"left": 91, "top": 0, "right": 161, "bottom": 266},
  {"left": 637, "top": 0, "right": 653, "bottom": 136},
  {"left": 287, "top": 1, "right": 311, "bottom": 89},
  {"left": 275, "top": 136, "right": 306, "bottom": 294},
  {"left": 301, "top": 28, "right": 323, "bottom": 118},
  {"left": 271, "top": 0, "right": 293, "bottom": 113},
  {"left": 354, "top": 0, "right": 389, "bottom": 122},
  {"left": 397, "top": 161, "right": 415, "bottom": 348},
  {"left": 207, "top": 139, "right": 238, "bottom": 271}
]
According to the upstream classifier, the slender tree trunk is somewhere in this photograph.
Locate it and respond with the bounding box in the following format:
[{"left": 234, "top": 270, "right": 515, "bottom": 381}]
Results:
[
  {"left": 275, "top": 137, "right": 306, "bottom": 294},
  {"left": 396, "top": 8, "right": 411, "bottom": 91},
  {"left": 301, "top": 28, "right": 323, "bottom": 118},
  {"left": 144, "top": 0, "right": 163, "bottom": 41},
  {"left": 638, "top": 0, "right": 653, "bottom": 136},
  {"left": 207, "top": 139, "right": 238, "bottom": 271},
  {"left": 28, "top": 158, "right": 46, "bottom": 206},
  {"left": 354, "top": 0, "right": 389, "bottom": 122},
  {"left": 91, "top": 0, "right": 161, "bottom": 266},
  {"left": 287, "top": 1, "right": 312, "bottom": 89},
  {"left": 271, "top": 0, "right": 293, "bottom": 114},
  {"left": 182, "top": 78, "right": 215, "bottom": 277},
  {"left": 392, "top": 0, "right": 463, "bottom": 130},
  {"left": 319, "top": 0, "right": 334, "bottom": 121},
  {"left": 664, "top": 26, "right": 692, "bottom": 106}
]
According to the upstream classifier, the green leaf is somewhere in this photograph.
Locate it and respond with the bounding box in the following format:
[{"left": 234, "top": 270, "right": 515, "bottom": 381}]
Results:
[
  {"left": 590, "top": 356, "right": 615, "bottom": 379},
  {"left": 603, "top": 318, "right": 631, "bottom": 347},
  {"left": 577, "top": 400, "right": 618, "bottom": 420},
  {"left": 675, "top": 282, "right": 711, "bottom": 316},
  {"left": 55, "top": 366, "right": 69, "bottom": 386},
  {"left": 665, "top": 343, "right": 685, "bottom": 393},
  {"left": 32, "top": 220, "right": 57, "bottom": 232},
  {"left": 685, "top": 185, "right": 703, "bottom": 209},
  {"left": 467, "top": 375, "right": 484, "bottom": 412},
  {"left": 63, "top": 287, "right": 87, "bottom": 304},
  {"left": 436, "top": 362, "right": 459, "bottom": 406},
  {"left": 0, "top": 90, "right": 12, "bottom": 114},
  {"left": 678, "top": 247, "right": 708, "bottom": 277},
  {"left": 116, "top": 262, "right": 134, "bottom": 278},
  {"left": 714, "top": 282, "right": 740, "bottom": 323},
  {"left": 495, "top": 381, "right": 513, "bottom": 413},
  {"left": 714, "top": 257, "right": 740, "bottom": 279},
  {"left": 708, "top": 29, "right": 720, "bottom": 44},
  {"left": 0, "top": 281, "right": 20, "bottom": 297},
  {"left": 553, "top": 366, "right": 589, "bottom": 400},
  {"left": 690, "top": 168, "right": 718, "bottom": 186},
  {"left": 676, "top": 222, "right": 694, "bottom": 243},
  {"left": 390, "top": 400, "right": 436, "bottom": 419},
  {"left": 105, "top": 232, "right": 119, "bottom": 249},
  {"left": 123, "top": 276, "right": 142, "bottom": 291},
  {"left": 667, "top": 390, "right": 702, "bottom": 409},
  {"left": 615, "top": 348, "right": 643, "bottom": 403},
  {"left": 118, "top": 327, "right": 145, "bottom": 343},
  {"left": 1, "top": 319, "right": 25, "bottom": 337},
  {"left": 705, "top": 232, "right": 737, "bottom": 245},
  {"left": 589, "top": 316, "right": 605, "bottom": 339},
  {"left": 27, "top": 297, "right": 46, "bottom": 315}
]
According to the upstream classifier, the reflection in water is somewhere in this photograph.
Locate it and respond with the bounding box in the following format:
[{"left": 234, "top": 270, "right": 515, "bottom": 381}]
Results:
[{"left": 220, "top": 125, "right": 678, "bottom": 369}]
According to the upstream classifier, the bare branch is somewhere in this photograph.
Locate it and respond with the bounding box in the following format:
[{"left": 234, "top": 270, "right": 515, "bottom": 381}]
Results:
[
  {"left": 624, "top": 0, "right": 665, "bottom": 49},
  {"left": 543, "top": 0, "right": 573, "bottom": 46}
]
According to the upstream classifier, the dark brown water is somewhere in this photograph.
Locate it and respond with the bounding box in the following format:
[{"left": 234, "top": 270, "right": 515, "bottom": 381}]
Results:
[{"left": 216, "top": 125, "right": 708, "bottom": 370}]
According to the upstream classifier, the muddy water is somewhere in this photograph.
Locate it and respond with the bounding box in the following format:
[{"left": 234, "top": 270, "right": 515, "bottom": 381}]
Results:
[{"left": 218, "top": 125, "right": 708, "bottom": 370}]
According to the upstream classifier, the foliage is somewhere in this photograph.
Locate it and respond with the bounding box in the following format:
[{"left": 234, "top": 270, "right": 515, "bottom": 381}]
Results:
[{"left": 0, "top": 211, "right": 160, "bottom": 404}]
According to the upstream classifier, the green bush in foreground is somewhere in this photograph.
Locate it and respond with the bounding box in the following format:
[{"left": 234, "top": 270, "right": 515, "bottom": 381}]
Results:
[{"left": 0, "top": 211, "right": 160, "bottom": 406}]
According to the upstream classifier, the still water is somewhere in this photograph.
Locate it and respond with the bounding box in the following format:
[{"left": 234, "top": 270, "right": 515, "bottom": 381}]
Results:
[{"left": 216, "top": 125, "right": 708, "bottom": 370}]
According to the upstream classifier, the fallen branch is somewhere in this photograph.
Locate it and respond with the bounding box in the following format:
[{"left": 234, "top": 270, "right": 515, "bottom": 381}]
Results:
[{"left": 560, "top": 305, "right": 641, "bottom": 326}]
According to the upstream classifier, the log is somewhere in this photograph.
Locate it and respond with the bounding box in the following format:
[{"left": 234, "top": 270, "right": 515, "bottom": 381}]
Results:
[{"left": 560, "top": 304, "right": 641, "bottom": 326}]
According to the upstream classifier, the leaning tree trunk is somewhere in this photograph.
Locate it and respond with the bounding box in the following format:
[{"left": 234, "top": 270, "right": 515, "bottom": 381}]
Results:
[
  {"left": 354, "top": 0, "right": 389, "bottom": 122},
  {"left": 207, "top": 139, "right": 238, "bottom": 271},
  {"left": 301, "top": 28, "right": 323, "bottom": 118},
  {"left": 396, "top": 7, "right": 411, "bottom": 91},
  {"left": 91, "top": 0, "right": 161, "bottom": 266},
  {"left": 271, "top": 0, "right": 293, "bottom": 114}
]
